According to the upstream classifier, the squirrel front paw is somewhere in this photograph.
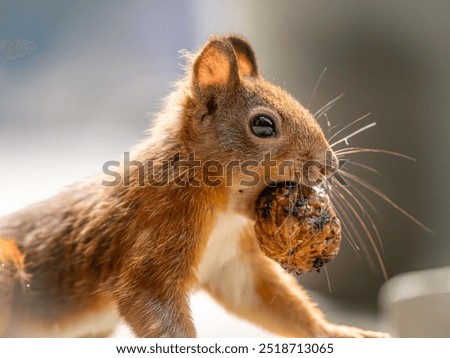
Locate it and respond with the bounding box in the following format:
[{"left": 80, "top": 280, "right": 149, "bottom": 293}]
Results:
[{"left": 322, "top": 323, "right": 391, "bottom": 338}]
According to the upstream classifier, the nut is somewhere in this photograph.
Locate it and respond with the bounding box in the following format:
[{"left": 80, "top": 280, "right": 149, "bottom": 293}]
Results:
[{"left": 254, "top": 183, "right": 341, "bottom": 274}]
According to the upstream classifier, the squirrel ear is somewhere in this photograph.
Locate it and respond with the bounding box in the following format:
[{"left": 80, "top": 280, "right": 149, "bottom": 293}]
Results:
[
  {"left": 227, "top": 35, "right": 258, "bottom": 77},
  {"left": 192, "top": 38, "right": 239, "bottom": 99}
]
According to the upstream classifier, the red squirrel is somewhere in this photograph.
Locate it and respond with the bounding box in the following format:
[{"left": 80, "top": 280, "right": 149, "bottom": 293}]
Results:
[{"left": 0, "top": 35, "right": 388, "bottom": 338}]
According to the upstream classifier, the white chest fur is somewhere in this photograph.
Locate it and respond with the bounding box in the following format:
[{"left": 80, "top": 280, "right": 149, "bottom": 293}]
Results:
[{"left": 197, "top": 213, "right": 256, "bottom": 308}]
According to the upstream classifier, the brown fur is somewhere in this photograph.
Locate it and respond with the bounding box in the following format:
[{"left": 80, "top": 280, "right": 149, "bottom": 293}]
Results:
[{"left": 0, "top": 35, "right": 388, "bottom": 337}]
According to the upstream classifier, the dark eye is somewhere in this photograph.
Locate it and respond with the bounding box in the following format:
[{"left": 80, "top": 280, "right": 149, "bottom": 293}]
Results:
[{"left": 251, "top": 115, "right": 276, "bottom": 137}]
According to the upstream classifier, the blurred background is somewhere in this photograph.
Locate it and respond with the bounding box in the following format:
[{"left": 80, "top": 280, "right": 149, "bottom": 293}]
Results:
[{"left": 1, "top": 0, "right": 449, "bottom": 337}]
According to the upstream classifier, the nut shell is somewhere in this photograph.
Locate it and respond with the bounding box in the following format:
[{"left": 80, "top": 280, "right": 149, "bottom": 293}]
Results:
[{"left": 254, "top": 184, "right": 341, "bottom": 274}]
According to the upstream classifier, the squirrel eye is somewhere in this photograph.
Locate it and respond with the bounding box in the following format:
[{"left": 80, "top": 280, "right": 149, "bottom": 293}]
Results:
[{"left": 251, "top": 115, "right": 276, "bottom": 138}]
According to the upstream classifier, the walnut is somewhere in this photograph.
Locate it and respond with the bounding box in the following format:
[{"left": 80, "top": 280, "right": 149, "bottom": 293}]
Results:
[{"left": 254, "top": 183, "right": 341, "bottom": 274}]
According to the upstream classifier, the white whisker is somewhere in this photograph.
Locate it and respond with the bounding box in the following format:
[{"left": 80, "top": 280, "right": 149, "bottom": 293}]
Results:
[
  {"left": 335, "top": 147, "right": 417, "bottom": 162},
  {"left": 335, "top": 181, "right": 384, "bottom": 254},
  {"left": 324, "top": 113, "right": 331, "bottom": 127},
  {"left": 328, "top": 112, "right": 371, "bottom": 142},
  {"left": 314, "top": 93, "right": 345, "bottom": 118},
  {"left": 327, "top": 123, "right": 341, "bottom": 135},
  {"left": 348, "top": 183, "right": 381, "bottom": 219},
  {"left": 333, "top": 184, "right": 386, "bottom": 278},
  {"left": 307, "top": 67, "right": 327, "bottom": 109},
  {"left": 331, "top": 122, "right": 377, "bottom": 148},
  {"left": 346, "top": 160, "right": 382, "bottom": 176},
  {"left": 327, "top": 189, "right": 361, "bottom": 253},
  {"left": 341, "top": 170, "right": 433, "bottom": 233},
  {"left": 322, "top": 260, "right": 332, "bottom": 293}
]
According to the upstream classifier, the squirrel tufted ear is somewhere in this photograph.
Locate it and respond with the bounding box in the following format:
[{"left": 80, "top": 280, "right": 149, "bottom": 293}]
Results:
[
  {"left": 227, "top": 35, "right": 258, "bottom": 77},
  {"left": 192, "top": 38, "right": 239, "bottom": 99}
]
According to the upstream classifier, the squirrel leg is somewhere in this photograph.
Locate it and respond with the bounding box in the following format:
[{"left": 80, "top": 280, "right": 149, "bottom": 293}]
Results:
[
  {"left": 0, "top": 238, "right": 26, "bottom": 337},
  {"left": 0, "top": 268, "right": 14, "bottom": 337},
  {"left": 199, "top": 224, "right": 389, "bottom": 338},
  {"left": 115, "top": 288, "right": 196, "bottom": 338}
]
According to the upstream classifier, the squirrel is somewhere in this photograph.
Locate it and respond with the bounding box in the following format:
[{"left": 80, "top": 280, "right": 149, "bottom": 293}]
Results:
[{"left": 0, "top": 35, "right": 389, "bottom": 338}]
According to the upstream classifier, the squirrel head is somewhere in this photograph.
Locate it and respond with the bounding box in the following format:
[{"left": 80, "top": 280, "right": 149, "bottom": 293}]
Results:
[{"left": 173, "top": 35, "right": 338, "bottom": 214}]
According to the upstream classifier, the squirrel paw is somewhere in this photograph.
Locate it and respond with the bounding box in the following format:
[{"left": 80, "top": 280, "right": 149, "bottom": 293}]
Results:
[{"left": 323, "top": 323, "right": 391, "bottom": 338}]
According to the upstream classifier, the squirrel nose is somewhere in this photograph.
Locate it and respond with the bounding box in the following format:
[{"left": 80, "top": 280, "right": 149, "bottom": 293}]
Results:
[
  {"left": 320, "top": 152, "right": 339, "bottom": 178},
  {"left": 302, "top": 151, "right": 339, "bottom": 186}
]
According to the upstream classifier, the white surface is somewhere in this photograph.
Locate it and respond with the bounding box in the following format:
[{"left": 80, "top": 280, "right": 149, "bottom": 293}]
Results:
[{"left": 379, "top": 266, "right": 450, "bottom": 337}]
